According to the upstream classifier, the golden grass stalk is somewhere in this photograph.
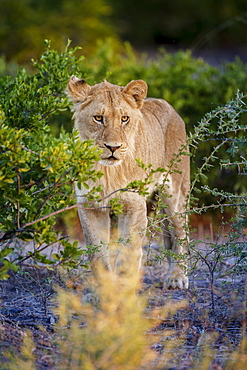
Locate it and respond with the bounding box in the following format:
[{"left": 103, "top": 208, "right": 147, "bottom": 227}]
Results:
[{"left": 55, "top": 250, "right": 155, "bottom": 369}]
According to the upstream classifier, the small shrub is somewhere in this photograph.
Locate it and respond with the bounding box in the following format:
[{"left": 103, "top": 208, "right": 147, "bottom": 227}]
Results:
[{"left": 0, "top": 41, "right": 102, "bottom": 278}]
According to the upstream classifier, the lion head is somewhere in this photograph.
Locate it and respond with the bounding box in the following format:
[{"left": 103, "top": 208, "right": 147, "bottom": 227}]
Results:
[{"left": 66, "top": 76, "right": 147, "bottom": 166}]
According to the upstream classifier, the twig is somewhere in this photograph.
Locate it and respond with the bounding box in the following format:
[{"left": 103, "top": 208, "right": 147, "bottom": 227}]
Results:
[
  {"left": 0, "top": 187, "right": 129, "bottom": 242},
  {"left": 19, "top": 145, "right": 39, "bottom": 156},
  {"left": 221, "top": 161, "right": 246, "bottom": 167},
  {"left": 32, "top": 179, "right": 73, "bottom": 195},
  {"left": 16, "top": 168, "right": 21, "bottom": 229},
  {"left": 16, "top": 235, "right": 70, "bottom": 264},
  {"left": 34, "top": 167, "right": 73, "bottom": 218}
]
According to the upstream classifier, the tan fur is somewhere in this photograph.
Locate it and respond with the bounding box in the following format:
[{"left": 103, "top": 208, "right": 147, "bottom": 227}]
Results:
[{"left": 67, "top": 77, "right": 190, "bottom": 289}]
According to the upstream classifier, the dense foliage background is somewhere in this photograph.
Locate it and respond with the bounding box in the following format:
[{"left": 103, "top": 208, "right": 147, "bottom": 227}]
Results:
[{"left": 0, "top": 0, "right": 117, "bottom": 63}]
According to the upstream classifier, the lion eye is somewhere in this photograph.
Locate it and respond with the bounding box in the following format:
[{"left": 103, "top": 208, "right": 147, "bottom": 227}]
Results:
[
  {"left": 121, "top": 116, "right": 129, "bottom": 124},
  {"left": 93, "top": 115, "right": 104, "bottom": 124}
]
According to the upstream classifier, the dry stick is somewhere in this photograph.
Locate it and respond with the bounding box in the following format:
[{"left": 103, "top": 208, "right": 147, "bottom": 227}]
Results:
[
  {"left": 190, "top": 14, "right": 246, "bottom": 53},
  {"left": 16, "top": 168, "right": 21, "bottom": 229},
  {"left": 34, "top": 167, "right": 74, "bottom": 219},
  {"left": 28, "top": 185, "right": 242, "bottom": 232},
  {"left": 1, "top": 195, "right": 246, "bottom": 244},
  {"left": 16, "top": 235, "right": 70, "bottom": 265},
  {"left": 19, "top": 145, "right": 39, "bottom": 156},
  {"left": 32, "top": 179, "right": 73, "bottom": 195},
  {"left": 0, "top": 188, "right": 127, "bottom": 242},
  {"left": 23, "top": 187, "right": 129, "bottom": 229}
]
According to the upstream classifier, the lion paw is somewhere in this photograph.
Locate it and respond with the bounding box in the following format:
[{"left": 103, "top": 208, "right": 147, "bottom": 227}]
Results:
[{"left": 164, "top": 271, "right": 189, "bottom": 290}]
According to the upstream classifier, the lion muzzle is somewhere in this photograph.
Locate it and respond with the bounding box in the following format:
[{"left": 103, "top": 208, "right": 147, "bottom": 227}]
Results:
[{"left": 104, "top": 143, "right": 122, "bottom": 153}]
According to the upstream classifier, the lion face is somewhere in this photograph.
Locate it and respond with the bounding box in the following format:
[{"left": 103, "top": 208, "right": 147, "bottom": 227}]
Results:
[
  {"left": 76, "top": 89, "right": 132, "bottom": 167},
  {"left": 66, "top": 77, "right": 147, "bottom": 166}
]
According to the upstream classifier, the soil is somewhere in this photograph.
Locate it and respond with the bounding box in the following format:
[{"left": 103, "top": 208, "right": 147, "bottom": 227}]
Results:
[{"left": 0, "top": 241, "right": 246, "bottom": 370}]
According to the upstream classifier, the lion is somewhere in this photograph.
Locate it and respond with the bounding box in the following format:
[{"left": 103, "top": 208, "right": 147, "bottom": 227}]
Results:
[{"left": 66, "top": 76, "right": 190, "bottom": 289}]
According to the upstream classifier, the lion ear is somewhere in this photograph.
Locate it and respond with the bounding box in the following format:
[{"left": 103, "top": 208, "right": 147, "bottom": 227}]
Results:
[
  {"left": 66, "top": 75, "right": 91, "bottom": 103},
  {"left": 123, "top": 80, "right": 148, "bottom": 108}
]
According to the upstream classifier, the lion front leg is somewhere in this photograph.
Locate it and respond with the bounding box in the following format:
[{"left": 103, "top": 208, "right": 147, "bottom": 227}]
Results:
[
  {"left": 78, "top": 208, "right": 111, "bottom": 269},
  {"left": 116, "top": 195, "right": 148, "bottom": 272},
  {"left": 162, "top": 202, "right": 189, "bottom": 290},
  {"left": 163, "top": 216, "right": 189, "bottom": 289}
]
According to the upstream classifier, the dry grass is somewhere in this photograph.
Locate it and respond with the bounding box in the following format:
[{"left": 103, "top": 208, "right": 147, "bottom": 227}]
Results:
[{"left": 0, "top": 238, "right": 246, "bottom": 369}]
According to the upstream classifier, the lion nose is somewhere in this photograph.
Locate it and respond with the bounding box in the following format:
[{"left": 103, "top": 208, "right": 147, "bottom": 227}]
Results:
[{"left": 104, "top": 143, "right": 122, "bottom": 153}]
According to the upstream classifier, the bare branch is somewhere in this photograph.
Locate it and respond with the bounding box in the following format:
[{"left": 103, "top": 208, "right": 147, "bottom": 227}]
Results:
[
  {"left": 16, "top": 235, "right": 70, "bottom": 264},
  {"left": 16, "top": 168, "right": 21, "bottom": 229},
  {"left": 19, "top": 145, "right": 39, "bottom": 156}
]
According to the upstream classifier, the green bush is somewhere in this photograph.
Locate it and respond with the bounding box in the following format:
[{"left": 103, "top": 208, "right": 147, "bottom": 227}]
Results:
[{"left": 0, "top": 41, "right": 102, "bottom": 279}]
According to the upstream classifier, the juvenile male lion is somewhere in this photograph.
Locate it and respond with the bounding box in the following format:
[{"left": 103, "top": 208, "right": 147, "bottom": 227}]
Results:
[{"left": 67, "top": 77, "right": 190, "bottom": 289}]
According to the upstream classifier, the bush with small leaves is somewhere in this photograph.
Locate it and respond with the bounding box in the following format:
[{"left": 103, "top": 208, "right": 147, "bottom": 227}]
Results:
[{"left": 0, "top": 41, "right": 103, "bottom": 278}]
